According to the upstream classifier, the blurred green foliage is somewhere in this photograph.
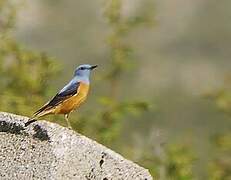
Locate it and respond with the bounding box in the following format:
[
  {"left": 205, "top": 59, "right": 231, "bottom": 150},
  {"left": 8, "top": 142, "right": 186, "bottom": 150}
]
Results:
[
  {"left": 206, "top": 83, "right": 231, "bottom": 180},
  {"left": 165, "top": 144, "right": 196, "bottom": 180},
  {"left": 208, "top": 133, "right": 231, "bottom": 180},
  {"left": 134, "top": 135, "right": 196, "bottom": 179},
  {"left": 0, "top": 0, "right": 59, "bottom": 116}
]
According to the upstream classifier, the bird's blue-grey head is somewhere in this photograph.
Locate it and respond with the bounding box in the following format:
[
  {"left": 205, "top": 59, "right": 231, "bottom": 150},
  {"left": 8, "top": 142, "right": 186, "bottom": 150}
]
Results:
[{"left": 73, "top": 64, "right": 97, "bottom": 84}]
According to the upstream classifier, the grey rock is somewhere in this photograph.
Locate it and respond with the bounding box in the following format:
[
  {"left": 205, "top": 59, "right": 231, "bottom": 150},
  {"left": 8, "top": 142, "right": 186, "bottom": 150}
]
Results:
[{"left": 0, "top": 112, "right": 153, "bottom": 180}]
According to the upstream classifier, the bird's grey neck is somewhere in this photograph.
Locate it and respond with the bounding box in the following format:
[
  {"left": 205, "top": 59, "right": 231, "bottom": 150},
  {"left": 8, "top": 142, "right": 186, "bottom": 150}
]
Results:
[{"left": 74, "top": 76, "right": 90, "bottom": 84}]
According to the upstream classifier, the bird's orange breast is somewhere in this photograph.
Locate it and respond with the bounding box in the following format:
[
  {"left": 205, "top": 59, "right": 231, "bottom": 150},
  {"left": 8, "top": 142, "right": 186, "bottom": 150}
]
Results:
[{"left": 54, "top": 82, "right": 90, "bottom": 114}]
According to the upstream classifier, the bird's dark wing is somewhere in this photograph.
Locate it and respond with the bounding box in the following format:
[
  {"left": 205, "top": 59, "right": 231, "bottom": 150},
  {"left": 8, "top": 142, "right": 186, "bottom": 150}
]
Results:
[
  {"left": 50, "top": 81, "right": 81, "bottom": 106},
  {"left": 33, "top": 81, "right": 80, "bottom": 117}
]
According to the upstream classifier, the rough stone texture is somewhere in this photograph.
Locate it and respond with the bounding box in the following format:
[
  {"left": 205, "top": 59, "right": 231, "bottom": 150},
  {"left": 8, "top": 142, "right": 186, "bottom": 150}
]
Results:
[{"left": 0, "top": 112, "right": 153, "bottom": 180}]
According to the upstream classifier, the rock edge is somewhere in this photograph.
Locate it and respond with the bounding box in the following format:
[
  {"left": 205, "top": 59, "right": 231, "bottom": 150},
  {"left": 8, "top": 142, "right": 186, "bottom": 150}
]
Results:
[{"left": 0, "top": 112, "right": 153, "bottom": 180}]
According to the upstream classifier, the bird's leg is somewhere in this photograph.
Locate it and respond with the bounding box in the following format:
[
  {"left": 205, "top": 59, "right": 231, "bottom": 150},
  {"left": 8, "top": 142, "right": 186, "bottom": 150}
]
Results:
[{"left": 64, "top": 113, "right": 72, "bottom": 129}]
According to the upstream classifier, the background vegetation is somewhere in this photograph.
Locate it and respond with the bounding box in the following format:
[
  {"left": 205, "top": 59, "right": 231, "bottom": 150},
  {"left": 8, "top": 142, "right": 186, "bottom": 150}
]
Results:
[{"left": 0, "top": 0, "right": 231, "bottom": 179}]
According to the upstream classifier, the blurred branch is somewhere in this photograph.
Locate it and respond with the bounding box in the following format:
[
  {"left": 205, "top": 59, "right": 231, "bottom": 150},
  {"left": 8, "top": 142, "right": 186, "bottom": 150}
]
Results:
[{"left": 94, "top": 0, "right": 154, "bottom": 144}]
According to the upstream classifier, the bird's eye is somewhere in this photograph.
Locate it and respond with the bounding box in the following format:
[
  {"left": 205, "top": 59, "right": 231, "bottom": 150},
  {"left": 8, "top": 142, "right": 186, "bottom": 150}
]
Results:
[{"left": 80, "top": 67, "right": 85, "bottom": 70}]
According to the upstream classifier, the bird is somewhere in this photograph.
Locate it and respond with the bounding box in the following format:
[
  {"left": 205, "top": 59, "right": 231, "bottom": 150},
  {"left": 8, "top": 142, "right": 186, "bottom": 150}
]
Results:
[{"left": 25, "top": 64, "right": 97, "bottom": 128}]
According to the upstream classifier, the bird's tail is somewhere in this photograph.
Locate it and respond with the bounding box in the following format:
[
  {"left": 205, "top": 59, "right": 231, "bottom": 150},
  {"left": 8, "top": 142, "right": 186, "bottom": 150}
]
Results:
[
  {"left": 25, "top": 109, "right": 52, "bottom": 127},
  {"left": 25, "top": 118, "right": 37, "bottom": 127}
]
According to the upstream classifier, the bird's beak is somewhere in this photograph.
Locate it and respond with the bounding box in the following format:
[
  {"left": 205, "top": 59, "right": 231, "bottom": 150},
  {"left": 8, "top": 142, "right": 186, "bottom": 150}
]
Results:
[{"left": 90, "top": 65, "right": 98, "bottom": 70}]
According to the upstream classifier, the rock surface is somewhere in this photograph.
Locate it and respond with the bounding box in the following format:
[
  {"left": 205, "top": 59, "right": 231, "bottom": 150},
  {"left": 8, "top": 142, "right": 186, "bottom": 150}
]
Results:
[{"left": 0, "top": 112, "right": 152, "bottom": 180}]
